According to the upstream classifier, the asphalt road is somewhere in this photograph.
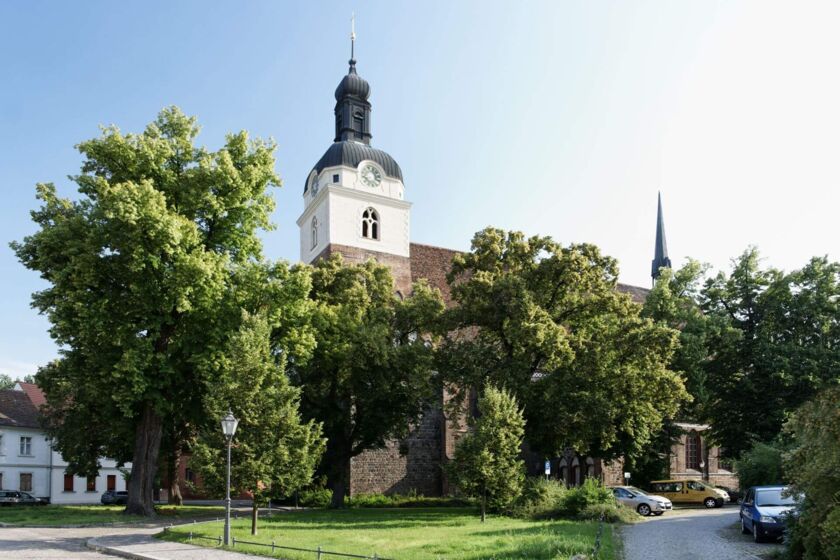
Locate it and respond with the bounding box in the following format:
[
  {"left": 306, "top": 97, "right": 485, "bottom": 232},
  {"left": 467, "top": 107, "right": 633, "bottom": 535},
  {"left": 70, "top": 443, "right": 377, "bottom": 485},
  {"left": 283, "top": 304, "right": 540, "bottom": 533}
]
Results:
[{"left": 622, "top": 506, "right": 784, "bottom": 560}]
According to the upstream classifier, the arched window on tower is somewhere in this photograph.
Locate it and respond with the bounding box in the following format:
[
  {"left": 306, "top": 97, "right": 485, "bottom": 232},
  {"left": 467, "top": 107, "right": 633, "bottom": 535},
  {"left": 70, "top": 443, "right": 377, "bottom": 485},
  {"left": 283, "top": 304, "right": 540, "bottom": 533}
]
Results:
[
  {"left": 311, "top": 217, "right": 318, "bottom": 250},
  {"left": 361, "top": 207, "right": 379, "bottom": 240},
  {"left": 686, "top": 430, "right": 702, "bottom": 470}
]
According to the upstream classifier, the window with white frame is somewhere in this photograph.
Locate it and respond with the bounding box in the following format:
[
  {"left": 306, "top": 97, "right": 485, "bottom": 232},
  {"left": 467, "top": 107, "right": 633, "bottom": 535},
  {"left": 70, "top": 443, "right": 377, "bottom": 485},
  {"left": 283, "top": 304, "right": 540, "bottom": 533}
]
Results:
[
  {"left": 311, "top": 217, "right": 319, "bottom": 249},
  {"left": 19, "top": 436, "right": 32, "bottom": 456},
  {"left": 361, "top": 208, "right": 379, "bottom": 240}
]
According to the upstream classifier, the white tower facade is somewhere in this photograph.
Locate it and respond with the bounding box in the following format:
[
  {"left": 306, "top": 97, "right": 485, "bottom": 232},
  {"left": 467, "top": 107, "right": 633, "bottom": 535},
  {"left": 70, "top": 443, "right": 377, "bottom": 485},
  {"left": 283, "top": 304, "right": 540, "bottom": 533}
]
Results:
[{"left": 296, "top": 55, "right": 410, "bottom": 265}]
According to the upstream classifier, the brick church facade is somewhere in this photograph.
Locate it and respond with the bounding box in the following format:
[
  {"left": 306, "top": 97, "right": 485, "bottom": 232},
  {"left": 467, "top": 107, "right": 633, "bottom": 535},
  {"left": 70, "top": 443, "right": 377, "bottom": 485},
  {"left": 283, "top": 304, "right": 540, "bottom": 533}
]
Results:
[{"left": 293, "top": 50, "right": 667, "bottom": 496}]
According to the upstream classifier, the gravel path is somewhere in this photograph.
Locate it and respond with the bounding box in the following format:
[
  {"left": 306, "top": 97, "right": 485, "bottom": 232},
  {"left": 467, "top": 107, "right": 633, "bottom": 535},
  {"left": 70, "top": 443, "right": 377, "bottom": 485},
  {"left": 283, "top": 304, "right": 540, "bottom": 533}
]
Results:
[{"left": 621, "top": 506, "right": 783, "bottom": 560}]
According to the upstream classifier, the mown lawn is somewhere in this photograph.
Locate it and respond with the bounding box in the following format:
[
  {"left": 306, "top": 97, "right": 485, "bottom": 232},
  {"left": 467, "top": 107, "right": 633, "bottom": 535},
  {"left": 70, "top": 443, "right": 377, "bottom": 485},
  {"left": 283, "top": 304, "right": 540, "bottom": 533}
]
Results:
[
  {"left": 0, "top": 504, "right": 224, "bottom": 526},
  {"left": 160, "top": 507, "right": 616, "bottom": 560}
]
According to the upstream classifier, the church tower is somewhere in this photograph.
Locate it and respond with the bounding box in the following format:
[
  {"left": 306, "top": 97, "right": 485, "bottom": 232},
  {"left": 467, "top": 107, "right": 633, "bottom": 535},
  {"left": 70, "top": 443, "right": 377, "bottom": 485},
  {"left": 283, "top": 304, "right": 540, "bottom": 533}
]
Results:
[
  {"left": 651, "top": 192, "right": 672, "bottom": 284},
  {"left": 296, "top": 39, "right": 412, "bottom": 291}
]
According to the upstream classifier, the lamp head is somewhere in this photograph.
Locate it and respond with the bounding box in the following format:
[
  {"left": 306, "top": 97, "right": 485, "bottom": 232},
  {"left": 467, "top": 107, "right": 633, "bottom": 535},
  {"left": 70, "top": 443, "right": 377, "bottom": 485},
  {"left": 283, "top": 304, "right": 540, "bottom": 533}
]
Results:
[{"left": 221, "top": 410, "right": 239, "bottom": 438}]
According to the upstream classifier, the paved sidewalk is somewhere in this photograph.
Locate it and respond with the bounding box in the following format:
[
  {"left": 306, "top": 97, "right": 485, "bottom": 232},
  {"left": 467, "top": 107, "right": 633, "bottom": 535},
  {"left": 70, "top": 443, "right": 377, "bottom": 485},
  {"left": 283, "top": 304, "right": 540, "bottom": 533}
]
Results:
[{"left": 88, "top": 532, "right": 256, "bottom": 560}]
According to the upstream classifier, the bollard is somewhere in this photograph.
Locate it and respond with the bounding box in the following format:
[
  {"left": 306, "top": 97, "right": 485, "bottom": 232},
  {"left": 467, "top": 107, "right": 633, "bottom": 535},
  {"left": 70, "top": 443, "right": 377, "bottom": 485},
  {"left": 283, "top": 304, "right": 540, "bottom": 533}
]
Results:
[
  {"left": 218, "top": 536, "right": 222, "bottom": 546},
  {"left": 271, "top": 540, "right": 275, "bottom": 554},
  {"left": 317, "top": 545, "right": 322, "bottom": 560},
  {"left": 189, "top": 531, "right": 193, "bottom": 541},
  {"left": 232, "top": 536, "right": 236, "bottom": 548}
]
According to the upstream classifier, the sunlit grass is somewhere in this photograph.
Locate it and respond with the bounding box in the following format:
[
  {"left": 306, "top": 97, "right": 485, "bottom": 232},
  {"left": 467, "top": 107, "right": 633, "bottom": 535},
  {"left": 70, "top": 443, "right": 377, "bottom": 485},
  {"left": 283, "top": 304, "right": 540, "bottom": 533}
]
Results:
[{"left": 161, "top": 507, "right": 615, "bottom": 560}]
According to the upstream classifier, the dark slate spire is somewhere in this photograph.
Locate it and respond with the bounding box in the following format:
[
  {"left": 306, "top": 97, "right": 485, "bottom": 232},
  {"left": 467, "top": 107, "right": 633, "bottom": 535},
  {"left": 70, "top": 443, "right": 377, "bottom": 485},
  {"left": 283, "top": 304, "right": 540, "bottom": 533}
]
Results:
[
  {"left": 334, "top": 15, "right": 372, "bottom": 144},
  {"left": 651, "top": 192, "right": 672, "bottom": 283}
]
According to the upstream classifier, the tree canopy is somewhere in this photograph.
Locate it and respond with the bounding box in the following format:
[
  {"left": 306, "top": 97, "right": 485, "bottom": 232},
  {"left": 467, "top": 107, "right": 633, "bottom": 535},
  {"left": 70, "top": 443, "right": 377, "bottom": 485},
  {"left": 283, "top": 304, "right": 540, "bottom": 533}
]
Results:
[
  {"left": 701, "top": 250, "right": 840, "bottom": 457},
  {"left": 189, "top": 311, "right": 324, "bottom": 535},
  {"left": 439, "top": 228, "right": 686, "bottom": 461},
  {"left": 12, "top": 107, "right": 281, "bottom": 515},
  {"left": 292, "top": 254, "right": 445, "bottom": 507}
]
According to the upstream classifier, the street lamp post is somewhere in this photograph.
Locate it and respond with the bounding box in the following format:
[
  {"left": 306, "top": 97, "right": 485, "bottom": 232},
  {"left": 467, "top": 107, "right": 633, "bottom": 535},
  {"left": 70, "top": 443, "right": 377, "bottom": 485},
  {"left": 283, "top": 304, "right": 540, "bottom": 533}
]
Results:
[{"left": 221, "top": 410, "right": 239, "bottom": 546}]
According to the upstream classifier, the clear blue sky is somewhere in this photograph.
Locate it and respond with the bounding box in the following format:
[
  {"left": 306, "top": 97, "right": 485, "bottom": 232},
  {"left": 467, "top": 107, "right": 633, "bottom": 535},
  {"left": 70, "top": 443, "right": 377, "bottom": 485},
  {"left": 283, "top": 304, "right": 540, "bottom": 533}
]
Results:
[{"left": 3, "top": 1, "right": 840, "bottom": 378}]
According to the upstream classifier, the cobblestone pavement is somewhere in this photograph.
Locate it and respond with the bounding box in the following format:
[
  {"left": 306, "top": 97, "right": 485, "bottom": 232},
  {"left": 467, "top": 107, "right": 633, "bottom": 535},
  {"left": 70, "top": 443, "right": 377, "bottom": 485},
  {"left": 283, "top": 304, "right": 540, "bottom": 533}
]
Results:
[
  {"left": 0, "top": 525, "right": 157, "bottom": 559},
  {"left": 622, "top": 506, "right": 784, "bottom": 560}
]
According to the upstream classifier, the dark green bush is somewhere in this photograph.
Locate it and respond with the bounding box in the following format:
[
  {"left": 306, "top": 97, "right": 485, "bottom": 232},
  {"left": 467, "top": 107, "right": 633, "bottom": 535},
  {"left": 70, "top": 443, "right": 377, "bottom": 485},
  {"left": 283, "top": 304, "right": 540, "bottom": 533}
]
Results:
[
  {"left": 298, "top": 487, "right": 332, "bottom": 508},
  {"left": 511, "top": 477, "right": 566, "bottom": 518},
  {"left": 347, "top": 493, "right": 475, "bottom": 508},
  {"left": 561, "top": 478, "right": 616, "bottom": 517},
  {"left": 736, "top": 441, "right": 784, "bottom": 490}
]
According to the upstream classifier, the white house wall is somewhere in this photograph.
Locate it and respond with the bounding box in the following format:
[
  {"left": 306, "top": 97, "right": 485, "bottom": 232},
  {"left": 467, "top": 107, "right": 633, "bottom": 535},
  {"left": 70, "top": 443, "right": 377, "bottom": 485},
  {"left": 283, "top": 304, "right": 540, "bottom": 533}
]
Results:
[{"left": 0, "top": 425, "right": 129, "bottom": 503}]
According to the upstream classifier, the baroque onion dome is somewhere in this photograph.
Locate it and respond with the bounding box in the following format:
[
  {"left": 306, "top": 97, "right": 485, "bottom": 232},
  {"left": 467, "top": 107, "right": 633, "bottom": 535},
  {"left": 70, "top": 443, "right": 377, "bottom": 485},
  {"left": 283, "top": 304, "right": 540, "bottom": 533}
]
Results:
[{"left": 304, "top": 57, "right": 403, "bottom": 193}]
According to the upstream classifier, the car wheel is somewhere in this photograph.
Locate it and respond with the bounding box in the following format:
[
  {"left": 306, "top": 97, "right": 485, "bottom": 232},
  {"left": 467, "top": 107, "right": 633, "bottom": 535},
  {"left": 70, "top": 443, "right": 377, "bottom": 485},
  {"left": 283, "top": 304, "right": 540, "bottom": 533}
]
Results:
[
  {"left": 637, "top": 503, "right": 652, "bottom": 516},
  {"left": 704, "top": 497, "right": 718, "bottom": 508},
  {"left": 741, "top": 517, "right": 750, "bottom": 534},
  {"left": 753, "top": 523, "right": 764, "bottom": 543}
]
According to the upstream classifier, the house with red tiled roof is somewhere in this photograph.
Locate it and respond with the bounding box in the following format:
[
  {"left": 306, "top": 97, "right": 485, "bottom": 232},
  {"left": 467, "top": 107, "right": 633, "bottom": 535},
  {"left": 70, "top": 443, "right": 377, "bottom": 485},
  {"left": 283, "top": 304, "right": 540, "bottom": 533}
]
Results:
[{"left": 0, "top": 382, "right": 129, "bottom": 503}]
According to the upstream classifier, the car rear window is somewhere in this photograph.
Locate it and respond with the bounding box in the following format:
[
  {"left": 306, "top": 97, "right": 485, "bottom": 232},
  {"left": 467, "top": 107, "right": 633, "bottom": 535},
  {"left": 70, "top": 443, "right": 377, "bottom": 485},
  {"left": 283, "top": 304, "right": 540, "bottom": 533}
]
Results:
[{"left": 756, "top": 488, "right": 796, "bottom": 507}]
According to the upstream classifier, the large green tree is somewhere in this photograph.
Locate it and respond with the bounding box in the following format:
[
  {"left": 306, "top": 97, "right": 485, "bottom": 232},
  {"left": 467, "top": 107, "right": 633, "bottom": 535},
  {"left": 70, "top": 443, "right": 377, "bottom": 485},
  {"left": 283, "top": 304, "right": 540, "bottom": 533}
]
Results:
[
  {"left": 446, "top": 386, "right": 525, "bottom": 522},
  {"left": 701, "top": 250, "right": 840, "bottom": 457},
  {"left": 292, "top": 254, "right": 445, "bottom": 507},
  {"left": 189, "top": 311, "right": 324, "bottom": 535},
  {"left": 12, "top": 107, "right": 280, "bottom": 515},
  {"left": 439, "top": 228, "right": 686, "bottom": 461}
]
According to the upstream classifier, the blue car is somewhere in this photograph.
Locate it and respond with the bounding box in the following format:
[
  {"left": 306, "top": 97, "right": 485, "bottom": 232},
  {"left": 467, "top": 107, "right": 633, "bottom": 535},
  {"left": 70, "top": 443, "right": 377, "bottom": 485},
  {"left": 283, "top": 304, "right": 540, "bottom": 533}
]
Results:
[{"left": 740, "top": 485, "right": 798, "bottom": 543}]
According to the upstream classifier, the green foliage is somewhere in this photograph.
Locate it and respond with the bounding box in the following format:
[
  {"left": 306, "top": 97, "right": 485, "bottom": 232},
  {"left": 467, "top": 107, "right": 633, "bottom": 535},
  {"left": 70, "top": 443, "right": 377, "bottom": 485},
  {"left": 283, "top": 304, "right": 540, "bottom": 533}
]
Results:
[
  {"left": 643, "top": 262, "right": 712, "bottom": 418},
  {"left": 735, "top": 441, "right": 784, "bottom": 490},
  {"left": 560, "top": 478, "right": 616, "bottom": 517},
  {"left": 576, "top": 502, "right": 637, "bottom": 523},
  {"left": 11, "top": 107, "right": 283, "bottom": 514},
  {"left": 513, "top": 478, "right": 633, "bottom": 523},
  {"left": 447, "top": 386, "right": 526, "bottom": 518},
  {"left": 702, "top": 250, "right": 840, "bottom": 457},
  {"left": 441, "top": 228, "right": 686, "bottom": 461},
  {"left": 293, "top": 254, "right": 445, "bottom": 507},
  {"left": 511, "top": 478, "right": 567, "bottom": 519},
  {"left": 188, "top": 312, "right": 325, "bottom": 516},
  {"left": 0, "top": 373, "right": 14, "bottom": 390},
  {"left": 347, "top": 493, "right": 475, "bottom": 508},
  {"left": 783, "top": 386, "right": 840, "bottom": 560},
  {"left": 298, "top": 486, "right": 333, "bottom": 508}
]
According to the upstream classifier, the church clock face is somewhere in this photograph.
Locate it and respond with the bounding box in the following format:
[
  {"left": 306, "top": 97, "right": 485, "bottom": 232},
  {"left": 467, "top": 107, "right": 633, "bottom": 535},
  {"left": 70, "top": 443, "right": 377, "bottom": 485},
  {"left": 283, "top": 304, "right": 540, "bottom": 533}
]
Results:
[{"left": 360, "top": 164, "right": 382, "bottom": 187}]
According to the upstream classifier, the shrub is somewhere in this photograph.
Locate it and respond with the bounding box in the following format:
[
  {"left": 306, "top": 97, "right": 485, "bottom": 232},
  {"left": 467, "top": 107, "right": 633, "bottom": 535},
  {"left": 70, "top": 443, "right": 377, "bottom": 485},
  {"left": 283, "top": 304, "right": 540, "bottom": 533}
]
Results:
[
  {"left": 782, "top": 386, "right": 840, "bottom": 560},
  {"left": 561, "top": 478, "right": 616, "bottom": 517},
  {"left": 347, "top": 493, "right": 474, "bottom": 508},
  {"left": 736, "top": 441, "right": 784, "bottom": 490},
  {"left": 297, "top": 487, "right": 332, "bottom": 508},
  {"left": 511, "top": 477, "right": 566, "bottom": 518},
  {"left": 577, "top": 502, "right": 638, "bottom": 523}
]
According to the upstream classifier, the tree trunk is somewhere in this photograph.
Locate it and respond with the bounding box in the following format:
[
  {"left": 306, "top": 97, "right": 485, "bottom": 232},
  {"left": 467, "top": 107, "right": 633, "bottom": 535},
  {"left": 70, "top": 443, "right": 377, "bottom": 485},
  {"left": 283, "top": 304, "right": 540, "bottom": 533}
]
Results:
[
  {"left": 481, "top": 489, "right": 486, "bottom": 523},
  {"left": 323, "top": 435, "right": 351, "bottom": 508},
  {"left": 251, "top": 499, "right": 259, "bottom": 536},
  {"left": 167, "top": 445, "right": 183, "bottom": 506},
  {"left": 125, "top": 403, "right": 164, "bottom": 516}
]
